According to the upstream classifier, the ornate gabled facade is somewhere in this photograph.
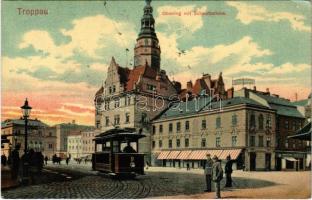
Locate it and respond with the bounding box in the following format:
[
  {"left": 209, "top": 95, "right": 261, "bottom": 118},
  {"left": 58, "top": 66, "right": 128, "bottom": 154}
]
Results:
[
  {"left": 176, "top": 73, "right": 227, "bottom": 101},
  {"left": 94, "top": 0, "right": 177, "bottom": 161}
]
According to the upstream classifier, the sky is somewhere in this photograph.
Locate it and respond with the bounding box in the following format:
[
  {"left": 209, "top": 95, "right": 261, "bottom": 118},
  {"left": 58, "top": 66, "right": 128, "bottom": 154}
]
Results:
[{"left": 1, "top": 0, "right": 311, "bottom": 126}]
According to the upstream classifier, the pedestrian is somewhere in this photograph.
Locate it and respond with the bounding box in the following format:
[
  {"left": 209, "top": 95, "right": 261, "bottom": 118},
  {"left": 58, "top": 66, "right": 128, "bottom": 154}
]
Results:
[
  {"left": 11, "top": 145, "right": 20, "bottom": 179},
  {"left": 225, "top": 155, "right": 233, "bottom": 187},
  {"left": 204, "top": 153, "right": 213, "bottom": 192},
  {"left": 1, "top": 153, "right": 7, "bottom": 166},
  {"left": 66, "top": 157, "right": 70, "bottom": 165},
  {"left": 186, "top": 163, "right": 190, "bottom": 171},
  {"left": 38, "top": 152, "right": 44, "bottom": 173},
  {"left": 44, "top": 156, "right": 48, "bottom": 166},
  {"left": 145, "top": 161, "right": 149, "bottom": 170},
  {"left": 212, "top": 155, "right": 223, "bottom": 199}
]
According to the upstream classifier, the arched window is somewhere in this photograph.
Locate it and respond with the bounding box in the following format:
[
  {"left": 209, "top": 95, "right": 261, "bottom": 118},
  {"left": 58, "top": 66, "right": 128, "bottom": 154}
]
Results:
[{"left": 258, "top": 114, "right": 264, "bottom": 130}]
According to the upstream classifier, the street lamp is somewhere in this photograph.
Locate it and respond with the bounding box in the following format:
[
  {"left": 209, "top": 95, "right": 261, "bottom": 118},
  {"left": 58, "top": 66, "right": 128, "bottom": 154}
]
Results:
[{"left": 21, "top": 98, "right": 32, "bottom": 153}]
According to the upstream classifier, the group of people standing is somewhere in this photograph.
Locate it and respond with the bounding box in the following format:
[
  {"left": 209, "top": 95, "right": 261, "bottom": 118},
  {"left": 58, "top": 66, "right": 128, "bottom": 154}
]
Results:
[{"left": 204, "top": 154, "right": 233, "bottom": 199}]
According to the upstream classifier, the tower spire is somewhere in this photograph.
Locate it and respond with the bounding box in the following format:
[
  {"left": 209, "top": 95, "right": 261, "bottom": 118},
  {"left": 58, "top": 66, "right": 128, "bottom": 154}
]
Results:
[{"left": 133, "top": 0, "right": 161, "bottom": 71}]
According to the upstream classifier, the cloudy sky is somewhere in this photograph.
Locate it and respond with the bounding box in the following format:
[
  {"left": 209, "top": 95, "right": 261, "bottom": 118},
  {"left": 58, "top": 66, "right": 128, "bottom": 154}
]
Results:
[{"left": 2, "top": 0, "right": 311, "bottom": 125}]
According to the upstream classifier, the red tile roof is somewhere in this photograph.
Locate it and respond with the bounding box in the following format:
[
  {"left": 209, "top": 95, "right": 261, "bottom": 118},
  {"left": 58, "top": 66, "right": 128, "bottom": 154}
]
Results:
[{"left": 125, "top": 65, "right": 157, "bottom": 91}]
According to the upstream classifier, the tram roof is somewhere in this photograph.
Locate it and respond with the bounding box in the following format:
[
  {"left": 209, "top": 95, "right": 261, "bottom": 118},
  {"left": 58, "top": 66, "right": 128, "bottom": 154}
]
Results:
[{"left": 94, "top": 127, "right": 146, "bottom": 141}]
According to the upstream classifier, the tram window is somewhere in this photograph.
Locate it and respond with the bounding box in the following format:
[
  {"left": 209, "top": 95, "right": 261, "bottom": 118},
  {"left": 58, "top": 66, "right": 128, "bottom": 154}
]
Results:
[
  {"left": 120, "top": 141, "right": 137, "bottom": 153},
  {"left": 105, "top": 141, "right": 111, "bottom": 147},
  {"left": 113, "top": 141, "right": 119, "bottom": 152}
]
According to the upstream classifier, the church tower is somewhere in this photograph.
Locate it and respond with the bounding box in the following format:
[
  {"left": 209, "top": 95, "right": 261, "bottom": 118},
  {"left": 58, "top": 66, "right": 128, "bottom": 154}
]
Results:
[{"left": 133, "top": 0, "right": 161, "bottom": 72}]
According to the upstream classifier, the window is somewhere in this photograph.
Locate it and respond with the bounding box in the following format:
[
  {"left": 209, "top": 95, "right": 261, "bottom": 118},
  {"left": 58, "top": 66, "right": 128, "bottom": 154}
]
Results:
[
  {"left": 152, "top": 141, "right": 155, "bottom": 149},
  {"left": 232, "top": 136, "right": 237, "bottom": 147},
  {"left": 250, "top": 113, "right": 256, "bottom": 129},
  {"left": 169, "top": 123, "right": 173, "bottom": 133},
  {"left": 49, "top": 132, "right": 52, "bottom": 137},
  {"left": 159, "top": 125, "right": 163, "bottom": 133},
  {"left": 48, "top": 144, "right": 53, "bottom": 149},
  {"left": 201, "top": 119, "right": 207, "bottom": 129},
  {"left": 258, "top": 114, "right": 264, "bottom": 130},
  {"left": 168, "top": 140, "right": 172, "bottom": 148},
  {"left": 125, "top": 113, "right": 130, "bottom": 123},
  {"left": 232, "top": 114, "right": 238, "bottom": 126},
  {"left": 126, "top": 96, "right": 131, "bottom": 106},
  {"left": 258, "top": 136, "right": 264, "bottom": 147},
  {"left": 96, "top": 120, "right": 100, "bottom": 129},
  {"left": 285, "top": 120, "right": 289, "bottom": 129},
  {"left": 105, "top": 101, "right": 110, "bottom": 110},
  {"left": 112, "top": 85, "right": 116, "bottom": 93},
  {"left": 250, "top": 136, "right": 255, "bottom": 147},
  {"left": 267, "top": 137, "right": 271, "bottom": 147},
  {"left": 109, "top": 87, "right": 112, "bottom": 94},
  {"left": 114, "top": 115, "right": 120, "bottom": 125},
  {"left": 152, "top": 126, "right": 156, "bottom": 135},
  {"left": 176, "top": 139, "right": 180, "bottom": 148},
  {"left": 201, "top": 138, "right": 206, "bottom": 147},
  {"left": 216, "top": 116, "right": 221, "bottom": 128},
  {"left": 114, "top": 99, "right": 120, "bottom": 108},
  {"left": 185, "top": 138, "right": 189, "bottom": 147},
  {"left": 216, "top": 137, "right": 221, "bottom": 147},
  {"left": 176, "top": 122, "right": 181, "bottom": 132},
  {"left": 266, "top": 114, "right": 272, "bottom": 128},
  {"left": 147, "top": 84, "right": 156, "bottom": 91},
  {"left": 185, "top": 121, "right": 190, "bottom": 131},
  {"left": 159, "top": 140, "right": 162, "bottom": 148},
  {"left": 105, "top": 117, "right": 110, "bottom": 127}
]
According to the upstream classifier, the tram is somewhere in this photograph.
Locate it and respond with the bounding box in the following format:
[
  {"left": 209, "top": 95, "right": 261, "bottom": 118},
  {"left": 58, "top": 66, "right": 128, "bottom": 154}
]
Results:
[{"left": 92, "top": 127, "right": 145, "bottom": 176}]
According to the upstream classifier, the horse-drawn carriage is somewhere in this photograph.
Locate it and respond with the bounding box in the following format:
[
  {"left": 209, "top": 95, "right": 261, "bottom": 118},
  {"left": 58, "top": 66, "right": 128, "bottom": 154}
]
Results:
[{"left": 92, "top": 127, "right": 145, "bottom": 177}]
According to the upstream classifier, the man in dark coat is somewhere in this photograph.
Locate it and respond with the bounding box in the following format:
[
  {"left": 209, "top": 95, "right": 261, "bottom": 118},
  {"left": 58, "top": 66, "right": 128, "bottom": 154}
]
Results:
[
  {"left": 204, "top": 154, "right": 213, "bottom": 192},
  {"left": 123, "top": 141, "right": 136, "bottom": 153},
  {"left": 212, "top": 155, "right": 223, "bottom": 199},
  {"left": 11, "top": 145, "right": 20, "bottom": 179},
  {"left": 225, "top": 155, "right": 233, "bottom": 187},
  {"left": 1, "top": 154, "right": 7, "bottom": 166}
]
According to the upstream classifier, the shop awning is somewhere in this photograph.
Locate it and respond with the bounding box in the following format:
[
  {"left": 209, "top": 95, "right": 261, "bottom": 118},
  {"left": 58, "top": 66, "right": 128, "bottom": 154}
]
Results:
[
  {"left": 219, "top": 149, "right": 242, "bottom": 160},
  {"left": 166, "top": 151, "right": 181, "bottom": 159},
  {"left": 208, "top": 150, "right": 223, "bottom": 158},
  {"left": 176, "top": 150, "right": 192, "bottom": 159},
  {"left": 157, "top": 151, "right": 170, "bottom": 160},
  {"left": 188, "top": 150, "right": 208, "bottom": 160},
  {"left": 285, "top": 157, "right": 298, "bottom": 162}
]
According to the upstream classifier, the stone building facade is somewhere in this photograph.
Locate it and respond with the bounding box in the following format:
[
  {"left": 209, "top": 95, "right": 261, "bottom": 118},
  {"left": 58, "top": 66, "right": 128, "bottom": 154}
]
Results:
[
  {"left": 1, "top": 119, "right": 56, "bottom": 158},
  {"left": 67, "top": 131, "right": 83, "bottom": 159},
  {"left": 151, "top": 96, "right": 276, "bottom": 171},
  {"left": 81, "top": 130, "right": 96, "bottom": 157}
]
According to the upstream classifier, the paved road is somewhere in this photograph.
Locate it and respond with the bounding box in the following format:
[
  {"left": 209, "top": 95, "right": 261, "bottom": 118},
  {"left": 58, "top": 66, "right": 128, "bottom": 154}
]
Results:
[{"left": 2, "top": 164, "right": 308, "bottom": 199}]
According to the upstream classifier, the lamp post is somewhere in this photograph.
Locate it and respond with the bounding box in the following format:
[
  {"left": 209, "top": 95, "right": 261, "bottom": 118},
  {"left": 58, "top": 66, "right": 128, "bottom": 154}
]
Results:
[
  {"left": 20, "top": 98, "right": 32, "bottom": 184},
  {"left": 21, "top": 98, "right": 32, "bottom": 153}
]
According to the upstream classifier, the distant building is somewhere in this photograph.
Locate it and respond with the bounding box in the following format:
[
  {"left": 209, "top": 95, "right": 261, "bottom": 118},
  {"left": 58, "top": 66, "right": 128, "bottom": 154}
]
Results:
[
  {"left": 81, "top": 130, "right": 96, "bottom": 157},
  {"left": 54, "top": 121, "right": 93, "bottom": 158},
  {"left": 292, "top": 93, "right": 311, "bottom": 123},
  {"left": 1, "top": 118, "right": 49, "bottom": 157},
  {"left": 67, "top": 131, "right": 82, "bottom": 159}
]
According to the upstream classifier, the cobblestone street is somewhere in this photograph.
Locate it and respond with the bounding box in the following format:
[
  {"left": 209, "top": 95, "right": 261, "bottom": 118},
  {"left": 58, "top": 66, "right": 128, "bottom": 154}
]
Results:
[{"left": 1, "top": 163, "right": 311, "bottom": 199}]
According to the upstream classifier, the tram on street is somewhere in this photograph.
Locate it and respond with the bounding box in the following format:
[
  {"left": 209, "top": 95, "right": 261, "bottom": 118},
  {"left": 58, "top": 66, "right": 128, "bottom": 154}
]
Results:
[{"left": 92, "top": 127, "right": 146, "bottom": 177}]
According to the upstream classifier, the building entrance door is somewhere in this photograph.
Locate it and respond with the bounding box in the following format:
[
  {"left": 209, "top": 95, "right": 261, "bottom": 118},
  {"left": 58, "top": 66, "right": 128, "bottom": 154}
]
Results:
[
  {"left": 250, "top": 152, "right": 256, "bottom": 171},
  {"left": 265, "top": 153, "right": 271, "bottom": 170}
]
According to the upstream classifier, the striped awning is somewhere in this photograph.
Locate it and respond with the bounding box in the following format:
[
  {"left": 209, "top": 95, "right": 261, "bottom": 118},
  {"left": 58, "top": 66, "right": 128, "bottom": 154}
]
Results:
[
  {"left": 188, "top": 150, "right": 208, "bottom": 160},
  {"left": 166, "top": 151, "right": 181, "bottom": 159},
  {"left": 156, "top": 149, "right": 242, "bottom": 160},
  {"left": 219, "top": 149, "right": 242, "bottom": 160},
  {"left": 207, "top": 150, "right": 223, "bottom": 158},
  {"left": 157, "top": 151, "right": 170, "bottom": 160},
  {"left": 176, "top": 150, "right": 192, "bottom": 159}
]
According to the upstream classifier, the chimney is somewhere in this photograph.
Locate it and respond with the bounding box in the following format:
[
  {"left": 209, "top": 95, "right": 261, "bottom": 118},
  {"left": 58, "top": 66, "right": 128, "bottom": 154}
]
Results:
[
  {"left": 187, "top": 81, "right": 193, "bottom": 92},
  {"left": 72, "top": 120, "right": 76, "bottom": 124},
  {"left": 227, "top": 87, "right": 234, "bottom": 99},
  {"left": 266, "top": 88, "right": 270, "bottom": 94}
]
